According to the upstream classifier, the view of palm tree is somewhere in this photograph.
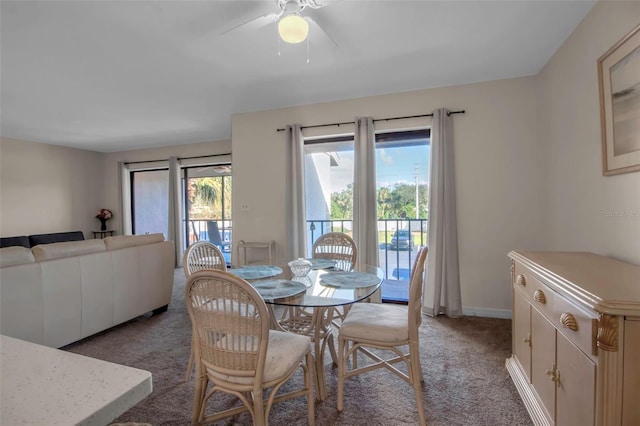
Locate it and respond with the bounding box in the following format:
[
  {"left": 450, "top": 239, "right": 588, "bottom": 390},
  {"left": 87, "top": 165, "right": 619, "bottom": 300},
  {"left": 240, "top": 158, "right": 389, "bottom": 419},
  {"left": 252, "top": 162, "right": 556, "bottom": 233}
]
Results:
[{"left": 188, "top": 176, "right": 232, "bottom": 220}]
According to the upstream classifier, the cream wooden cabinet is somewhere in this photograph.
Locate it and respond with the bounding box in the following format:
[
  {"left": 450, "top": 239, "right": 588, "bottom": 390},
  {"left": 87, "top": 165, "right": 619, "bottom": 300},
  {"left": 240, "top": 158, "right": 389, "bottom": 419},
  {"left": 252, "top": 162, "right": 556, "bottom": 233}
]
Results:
[{"left": 506, "top": 251, "right": 640, "bottom": 426}]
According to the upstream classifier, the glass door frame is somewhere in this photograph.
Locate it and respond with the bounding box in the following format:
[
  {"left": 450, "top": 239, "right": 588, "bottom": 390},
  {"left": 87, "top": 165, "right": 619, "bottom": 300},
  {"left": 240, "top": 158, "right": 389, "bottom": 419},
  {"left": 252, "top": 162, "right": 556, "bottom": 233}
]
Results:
[{"left": 182, "top": 164, "right": 233, "bottom": 252}]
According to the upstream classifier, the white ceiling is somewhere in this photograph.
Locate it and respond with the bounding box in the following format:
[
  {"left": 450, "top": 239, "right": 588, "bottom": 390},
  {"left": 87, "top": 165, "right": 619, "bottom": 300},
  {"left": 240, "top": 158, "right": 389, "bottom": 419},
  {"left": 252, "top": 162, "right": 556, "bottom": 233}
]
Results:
[{"left": 0, "top": 0, "right": 596, "bottom": 153}]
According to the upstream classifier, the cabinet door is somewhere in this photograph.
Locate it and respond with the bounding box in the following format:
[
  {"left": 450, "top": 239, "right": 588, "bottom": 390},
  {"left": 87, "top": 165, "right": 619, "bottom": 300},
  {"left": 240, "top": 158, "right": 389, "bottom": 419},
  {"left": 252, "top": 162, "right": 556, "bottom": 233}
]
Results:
[
  {"left": 531, "top": 307, "right": 556, "bottom": 422},
  {"left": 513, "top": 290, "right": 532, "bottom": 382},
  {"left": 556, "top": 333, "right": 595, "bottom": 426},
  {"left": 623, "top": 319, "right": 640, "bottom": 424}
]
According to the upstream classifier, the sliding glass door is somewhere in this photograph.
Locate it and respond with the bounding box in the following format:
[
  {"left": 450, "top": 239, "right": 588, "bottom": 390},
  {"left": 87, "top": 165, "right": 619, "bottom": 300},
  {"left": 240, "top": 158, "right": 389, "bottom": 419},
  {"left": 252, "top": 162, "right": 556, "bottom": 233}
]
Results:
[
  {"left": 375, "top": 130, "right": 430, "bottom": 301},
  {"left": 131, "top": 169, "right": 169, "bottom": 236},
  {"left": 183, "top": 165, "right": 232, "bottom": 263},
  {"left": 304, "top": 136, "right": 355, "bottom": 254},
  {"left": 303, "top": 129, "right": 430, "bottom": 302},
  {"left": 125, "top": 155, "right": 232, "bottom": 268}
]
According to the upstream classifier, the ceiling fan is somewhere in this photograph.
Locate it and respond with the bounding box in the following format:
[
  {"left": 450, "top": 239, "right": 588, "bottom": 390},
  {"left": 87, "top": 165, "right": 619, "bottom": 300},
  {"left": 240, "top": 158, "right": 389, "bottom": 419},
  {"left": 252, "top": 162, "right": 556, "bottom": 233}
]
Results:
[{"left": 220, "top": 0, "right": 336, "bottom": 46}]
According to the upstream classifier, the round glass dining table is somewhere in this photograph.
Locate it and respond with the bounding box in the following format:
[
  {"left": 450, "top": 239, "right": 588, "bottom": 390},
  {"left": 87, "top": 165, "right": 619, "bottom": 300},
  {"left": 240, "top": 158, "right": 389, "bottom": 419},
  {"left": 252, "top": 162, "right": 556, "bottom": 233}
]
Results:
[{"left": 229, "top": 260, "right": 383, "bottom": 400}]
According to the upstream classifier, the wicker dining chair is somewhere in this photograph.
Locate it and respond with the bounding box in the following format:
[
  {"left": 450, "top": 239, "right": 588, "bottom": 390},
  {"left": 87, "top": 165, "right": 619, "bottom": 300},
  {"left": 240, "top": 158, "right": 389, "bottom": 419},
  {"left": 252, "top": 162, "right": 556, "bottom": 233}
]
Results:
[
  {"left": 313, "top": 232, "right": 358, "bottom": 346},
  {"left": 185, "top": 270, "right": 315, "bottom": 426},
  {"left": 183, "top": 241, "right": 227, "bottom": 276},
  {"left": 312, "top": 232, "right": 357, "bottom": 272},
  {"left": 183, "top": 241, "right": 227, "bottom": 381},
  {"left": 337, "top": 246, "right": 428, "bottom": 426}
]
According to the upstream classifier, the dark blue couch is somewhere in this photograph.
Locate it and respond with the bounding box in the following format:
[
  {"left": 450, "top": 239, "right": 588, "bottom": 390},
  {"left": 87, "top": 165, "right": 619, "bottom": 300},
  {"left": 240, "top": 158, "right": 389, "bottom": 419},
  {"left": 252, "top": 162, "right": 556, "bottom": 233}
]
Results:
[{"left": 0, "top": 231, "right": 85, "bottom": 248}]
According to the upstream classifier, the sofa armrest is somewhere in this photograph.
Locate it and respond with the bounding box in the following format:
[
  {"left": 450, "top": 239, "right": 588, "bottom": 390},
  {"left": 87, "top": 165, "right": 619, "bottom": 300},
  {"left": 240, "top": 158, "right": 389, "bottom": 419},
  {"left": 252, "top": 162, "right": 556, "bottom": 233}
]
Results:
[
  {"left": 0, "top": 246, "right": 36, "bottom": 267},
  {"left": 32, "top": 240, "right": 106, "bottom": 262},
  {"left": 104, "top": 233, "right": 165, "bottom": 250}
]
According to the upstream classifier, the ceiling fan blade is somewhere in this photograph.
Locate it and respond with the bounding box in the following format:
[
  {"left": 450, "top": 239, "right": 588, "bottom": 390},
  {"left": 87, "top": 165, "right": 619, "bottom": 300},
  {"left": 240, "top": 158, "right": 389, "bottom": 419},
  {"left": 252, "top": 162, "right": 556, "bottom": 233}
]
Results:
[
  {"left": 304, "top": 0, "right": 342, "bottom": 10},
  {"left": 219, "top": 12, "right": 281, "bottom": 36},
  {"left": 306, "top": 16, "right": 338, "bottom": 47}
]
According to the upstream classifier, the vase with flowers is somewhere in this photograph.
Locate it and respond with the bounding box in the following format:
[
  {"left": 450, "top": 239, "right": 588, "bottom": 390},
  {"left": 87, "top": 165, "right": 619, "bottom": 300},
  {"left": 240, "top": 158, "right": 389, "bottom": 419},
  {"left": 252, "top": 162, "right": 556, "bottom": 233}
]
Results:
[{"left": 96, "top": 209, "right": 113, "bottom": 231}]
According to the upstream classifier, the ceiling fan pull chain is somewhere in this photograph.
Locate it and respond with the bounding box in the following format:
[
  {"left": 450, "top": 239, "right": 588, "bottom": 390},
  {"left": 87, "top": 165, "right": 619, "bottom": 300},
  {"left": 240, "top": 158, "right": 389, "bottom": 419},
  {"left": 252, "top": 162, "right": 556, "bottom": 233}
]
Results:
[
  {"left": 306, "top": 32, "right": 310, "bottom": 64},
  {"left": 277, "top": 30, "right": 282, "bottom": 57}
]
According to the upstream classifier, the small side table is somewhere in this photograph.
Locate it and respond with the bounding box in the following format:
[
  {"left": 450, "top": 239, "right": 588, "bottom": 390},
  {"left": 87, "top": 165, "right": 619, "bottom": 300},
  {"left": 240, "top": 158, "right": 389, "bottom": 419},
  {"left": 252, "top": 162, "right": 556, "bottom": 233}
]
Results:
[
  {"left": 93, "top": 230, "right": 115, "bottom": 239},
  {"left": 237, "top": 240, "right": 276, "bottom": 266}
]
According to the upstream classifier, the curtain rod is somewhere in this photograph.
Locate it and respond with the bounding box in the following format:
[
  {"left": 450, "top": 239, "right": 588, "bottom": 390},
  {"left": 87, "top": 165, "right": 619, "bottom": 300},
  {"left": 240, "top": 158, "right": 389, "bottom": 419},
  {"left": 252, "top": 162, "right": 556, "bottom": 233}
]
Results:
[
  {"left": 275, "top": 109, "right": 465, "bottom": 132},
  {"left": 124, "top": 152, "right": 232, "bottom": 166}
]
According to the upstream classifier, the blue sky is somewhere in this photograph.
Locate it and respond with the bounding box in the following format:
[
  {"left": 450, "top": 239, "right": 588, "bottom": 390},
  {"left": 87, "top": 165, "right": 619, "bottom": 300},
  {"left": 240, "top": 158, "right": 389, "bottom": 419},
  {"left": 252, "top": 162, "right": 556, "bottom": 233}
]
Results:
[{"left": 330, "top": 144, "right": 430, "bottom": 193}]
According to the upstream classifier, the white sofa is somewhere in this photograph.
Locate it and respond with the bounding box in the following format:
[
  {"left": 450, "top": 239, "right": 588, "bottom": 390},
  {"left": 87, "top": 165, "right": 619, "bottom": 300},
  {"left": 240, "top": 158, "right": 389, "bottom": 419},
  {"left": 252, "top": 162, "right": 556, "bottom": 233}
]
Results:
[{"left": 0, "top": 233, "right": 174, "bottom": 348}]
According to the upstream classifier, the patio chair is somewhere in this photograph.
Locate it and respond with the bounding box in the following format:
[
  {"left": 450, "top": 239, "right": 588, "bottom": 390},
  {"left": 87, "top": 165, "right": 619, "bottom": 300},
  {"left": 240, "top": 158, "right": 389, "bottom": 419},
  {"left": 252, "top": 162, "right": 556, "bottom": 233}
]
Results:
[
  {"left": 185, "top": 270, "right": 315, "bottom": 426},
  {"left": 183, "top": 241, "right": 227, "bottom": 381},
  {"left": 206, "top": 221, "right": 231, "bottom": 266},
  {"left": 337, "top": 246, "right": 428, "bottom": 426}
]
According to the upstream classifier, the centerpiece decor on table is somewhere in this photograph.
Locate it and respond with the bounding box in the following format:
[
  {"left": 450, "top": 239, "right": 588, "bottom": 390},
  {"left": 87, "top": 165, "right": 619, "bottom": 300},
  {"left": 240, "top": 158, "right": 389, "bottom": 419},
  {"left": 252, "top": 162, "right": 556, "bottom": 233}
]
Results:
[
  {"left": 96, "top": 209, "right": 113, "bottom": 231},
  {"left": 288, "top": 258, "right": 312, "bottom": 277}
]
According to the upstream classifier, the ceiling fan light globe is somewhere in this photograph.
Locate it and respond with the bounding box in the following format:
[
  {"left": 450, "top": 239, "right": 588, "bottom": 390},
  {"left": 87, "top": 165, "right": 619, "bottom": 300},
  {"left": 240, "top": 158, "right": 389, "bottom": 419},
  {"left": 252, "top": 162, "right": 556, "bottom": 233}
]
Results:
[{"left": 278, "top": 14, "right": 309, "bottom": 44}]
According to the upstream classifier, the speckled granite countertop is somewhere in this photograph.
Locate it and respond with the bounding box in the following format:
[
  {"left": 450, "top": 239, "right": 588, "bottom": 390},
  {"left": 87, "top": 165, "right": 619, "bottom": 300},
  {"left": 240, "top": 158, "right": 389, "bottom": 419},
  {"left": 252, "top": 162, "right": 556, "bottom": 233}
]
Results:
[{"left": 1, "top": 334, "right": 152, "bottom": 425}]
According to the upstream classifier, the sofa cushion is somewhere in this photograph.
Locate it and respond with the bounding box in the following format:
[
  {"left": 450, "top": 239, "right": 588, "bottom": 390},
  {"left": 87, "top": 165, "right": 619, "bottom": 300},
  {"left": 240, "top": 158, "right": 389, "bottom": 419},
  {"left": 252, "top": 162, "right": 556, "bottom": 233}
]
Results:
[
  {"left": 0, "top": 246, "right": 36, "bottom": 267},
  {"left": 0, "top": 236, "right": 31, "bottom": 249},
  {"left": 28, "top": 231, "right": 84, "bottom": 247},
  {"left": 32, "top": 240, "right": 106, "bottom": 262},
  {"left": 104, "top": 233, "right": 165, "bottom": 251}
]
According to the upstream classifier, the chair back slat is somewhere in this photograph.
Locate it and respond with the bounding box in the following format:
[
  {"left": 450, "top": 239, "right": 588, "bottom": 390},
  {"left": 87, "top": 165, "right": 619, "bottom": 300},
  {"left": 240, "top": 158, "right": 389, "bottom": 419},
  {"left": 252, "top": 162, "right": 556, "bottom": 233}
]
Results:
[
  {"left": 312, "top": 232, "right": 357, "bottom": 271},
  {"left": 183, "top": 241, "right": 227, "bottom": 277},
  {"left": 185, "top": 271, "right": 269, "bottom": 379}
]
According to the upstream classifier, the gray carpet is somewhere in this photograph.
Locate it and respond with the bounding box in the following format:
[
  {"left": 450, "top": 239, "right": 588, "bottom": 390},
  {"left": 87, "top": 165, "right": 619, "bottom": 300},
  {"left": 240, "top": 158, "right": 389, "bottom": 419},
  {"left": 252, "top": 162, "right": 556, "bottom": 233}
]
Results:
[{"left": 65, "top": 269, "right": 532, "bottom": 426}]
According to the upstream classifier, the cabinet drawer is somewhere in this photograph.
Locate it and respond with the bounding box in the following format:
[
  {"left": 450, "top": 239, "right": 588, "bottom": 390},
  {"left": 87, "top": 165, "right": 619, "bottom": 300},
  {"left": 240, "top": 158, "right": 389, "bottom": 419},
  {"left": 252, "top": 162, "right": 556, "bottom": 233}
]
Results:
[
  {"left": 553, "top": 294, "right": 597, "bottom": 357},
  {"left": 514, "top": 264, "right": 555, "bottom": 318},
  {"left": 515, "top": 262, "right": 596, "bottom": 358}
]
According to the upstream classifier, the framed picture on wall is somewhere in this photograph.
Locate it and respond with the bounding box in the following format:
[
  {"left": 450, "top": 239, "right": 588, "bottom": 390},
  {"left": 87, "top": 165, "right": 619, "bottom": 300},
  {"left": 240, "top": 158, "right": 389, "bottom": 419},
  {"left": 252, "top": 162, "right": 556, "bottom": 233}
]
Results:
[{"left": 598, "top": 23, "right": 640, "bottom": 176}]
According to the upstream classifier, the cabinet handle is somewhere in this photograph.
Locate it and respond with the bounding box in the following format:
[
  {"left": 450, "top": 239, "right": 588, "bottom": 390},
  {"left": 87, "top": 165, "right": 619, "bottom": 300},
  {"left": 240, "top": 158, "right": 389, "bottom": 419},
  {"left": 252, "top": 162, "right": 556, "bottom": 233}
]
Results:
[
  {"left": 545, "top": 363, "right": 560, "bottom": 383},
  {"left": 516, "top": 274, "right": 527, "bottom": 287},
  {"left": 523, "top": 334, "right": 531, "bottom": 346},
  {"left": 560, "top": 312, "right": 578, "bottom": 332},
  {"left": 533, "top": 289, "right": 546, "bottom": 304}
]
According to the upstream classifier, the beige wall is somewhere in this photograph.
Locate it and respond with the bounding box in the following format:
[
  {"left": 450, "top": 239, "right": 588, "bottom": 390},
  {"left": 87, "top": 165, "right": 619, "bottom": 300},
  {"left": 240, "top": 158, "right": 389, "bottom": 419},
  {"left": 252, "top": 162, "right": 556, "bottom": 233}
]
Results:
[
  {"left": 538, "top": 0, "right": 640, "bottom": 265},
  {"left": 0, "top": 137, "right": 104, "bottom": 237},
  {"left": 232, "top": 76, "right": 548, "bottom": 316}
]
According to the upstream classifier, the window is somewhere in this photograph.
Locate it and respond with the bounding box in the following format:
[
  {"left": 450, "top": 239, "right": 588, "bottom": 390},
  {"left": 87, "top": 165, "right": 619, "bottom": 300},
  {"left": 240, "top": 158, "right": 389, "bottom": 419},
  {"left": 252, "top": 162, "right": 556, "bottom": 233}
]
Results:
[
  {"left": 183, "top": 165, "right": 232, "bottom": 264},
  {"left": 125, "top": 155, "right": 232, "bottom": 260},
  {"left": 304, "top": 135, "right": 354, "bottom": 252},
  {"left": 303, "top": 128, "right": 430, "bottom": 302},
  {"left": 131, "top": 169, "right": 169, "bottom": 236},
  {"left": 376, "top": 129, "right": 430, "bottom": 301}
]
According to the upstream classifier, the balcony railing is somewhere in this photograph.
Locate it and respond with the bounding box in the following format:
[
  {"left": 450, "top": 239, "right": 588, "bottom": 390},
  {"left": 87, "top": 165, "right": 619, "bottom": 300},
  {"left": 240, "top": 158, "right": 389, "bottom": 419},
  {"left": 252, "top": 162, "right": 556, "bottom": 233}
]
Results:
[
  {"left": 184, "top": 219, "right": 232, "bottom": 252},
  {"left": 307, "top": 218, "right": 427, "bottom": 283},
  {"left": 185, "top": 218, "right": 426, "bottom": 294}
]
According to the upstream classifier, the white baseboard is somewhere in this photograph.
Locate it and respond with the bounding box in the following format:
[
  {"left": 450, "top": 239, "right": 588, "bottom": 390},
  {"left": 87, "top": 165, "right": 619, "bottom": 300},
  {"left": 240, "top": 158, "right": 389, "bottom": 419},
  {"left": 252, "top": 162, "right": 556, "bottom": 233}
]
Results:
[{"left": 462, "top": 307, "right": 512, "bottom": 319}]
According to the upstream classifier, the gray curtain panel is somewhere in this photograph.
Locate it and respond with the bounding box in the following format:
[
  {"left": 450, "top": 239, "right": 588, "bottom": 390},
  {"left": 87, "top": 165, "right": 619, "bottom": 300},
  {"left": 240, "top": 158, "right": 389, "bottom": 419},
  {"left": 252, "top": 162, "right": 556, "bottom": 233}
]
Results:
[
  {"left": 425, "top": 108, "right": 462, "bottom": 317},
  {"left": 353, "top": 116, "right": 379, "bottom": 268},
  {"left": 285, "top": 124, "right": 308, "bottom": 260},
  {"left": 168, "top": 156, "right": 183, "bottom": 267},
  {"left": 117, "top": 161, "right": 127, "bottom": 236}
]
